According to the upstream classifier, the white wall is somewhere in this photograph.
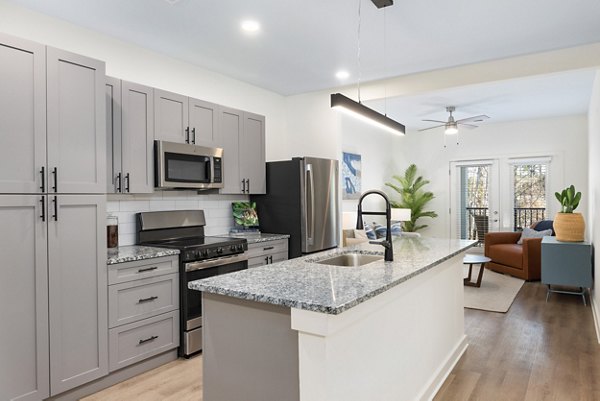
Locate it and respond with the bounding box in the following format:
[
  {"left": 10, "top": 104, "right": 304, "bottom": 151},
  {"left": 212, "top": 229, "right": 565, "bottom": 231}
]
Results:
[
  {"left": 588, "top": 71, "right": 600, "bottom": 338},
  {"left": 402, "top": 115, "right": 589, "bottom": 238}
]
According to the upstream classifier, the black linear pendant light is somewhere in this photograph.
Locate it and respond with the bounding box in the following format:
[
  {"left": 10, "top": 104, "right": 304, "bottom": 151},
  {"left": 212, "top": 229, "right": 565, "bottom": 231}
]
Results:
[{"left": 330, "top": 0, "right": 405, "bottom": 136}]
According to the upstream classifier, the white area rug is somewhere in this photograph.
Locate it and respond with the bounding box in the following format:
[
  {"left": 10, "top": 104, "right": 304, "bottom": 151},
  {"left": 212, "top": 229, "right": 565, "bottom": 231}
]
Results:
[{"left": 463, "top": 263, "right": 525, "bottom": 313}]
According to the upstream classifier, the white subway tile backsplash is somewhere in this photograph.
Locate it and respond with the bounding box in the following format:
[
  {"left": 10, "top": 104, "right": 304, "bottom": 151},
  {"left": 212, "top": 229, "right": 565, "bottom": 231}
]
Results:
[
  {"left": 119, "top": 233, "right": 136, "bottom": 247},
  {"left": 119, "top": 222, "right": 136, "bottom": 235},
  {"left": 149, "top": 200, "right": 176, "bottom": 211},
  {"left": 175, "top": 200, "right": 199, "bottom": 210},
  {"left": 106, "top": 201, "right": 120, "bottom": 212},
  {"left": 120, "top": 200, "right": 150, "bottom": 212}
]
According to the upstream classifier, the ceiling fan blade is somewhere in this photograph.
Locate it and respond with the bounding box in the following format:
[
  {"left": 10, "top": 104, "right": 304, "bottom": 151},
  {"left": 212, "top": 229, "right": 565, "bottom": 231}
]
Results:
[
  {"left": 455, "top": 115, "right": 490, "bottom": 124},
  {"left": 418, "top": 124, "right": 445, "bottom": 132},
  {"left": 421, "top": 119, "right": 447, "bottom": 124},
  {"left": 457, "top": 123, "right": 478, "bottom": 129}
]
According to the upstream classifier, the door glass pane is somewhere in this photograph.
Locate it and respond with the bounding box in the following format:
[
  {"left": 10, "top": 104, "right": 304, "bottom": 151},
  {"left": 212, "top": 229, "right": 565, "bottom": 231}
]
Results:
[
  {"left": 513, "top": 163, "right": 547, "bottom": 230},
  {"left": 459, "top": 165, "right": 489, "bottom": 244}
]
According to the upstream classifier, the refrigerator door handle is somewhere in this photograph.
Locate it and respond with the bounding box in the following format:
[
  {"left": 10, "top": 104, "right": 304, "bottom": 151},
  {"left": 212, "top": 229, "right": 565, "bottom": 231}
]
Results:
[{"left": 305, "top": 164, "right": 315, "bottom": 246}]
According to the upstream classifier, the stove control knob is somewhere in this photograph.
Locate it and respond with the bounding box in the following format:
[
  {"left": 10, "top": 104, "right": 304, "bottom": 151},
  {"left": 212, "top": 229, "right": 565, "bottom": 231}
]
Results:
[
  {"left": 217, "top": 247, "right": 223, "bottom": 254},
  {"left": 230, "top": 245, "right": 236, "bottom": 252},
  {"left": 202, "top": 250, "right": 209, "bottom": 258},
  {"left": 237, "top": 244, "right": 244, "bottom": 251}
]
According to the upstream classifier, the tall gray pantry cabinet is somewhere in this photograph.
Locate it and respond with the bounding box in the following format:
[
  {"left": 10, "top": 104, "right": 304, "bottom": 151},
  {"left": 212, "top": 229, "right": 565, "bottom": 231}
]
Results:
[{"left": 0, "top": 33, "right": 107, "bottom": 401}]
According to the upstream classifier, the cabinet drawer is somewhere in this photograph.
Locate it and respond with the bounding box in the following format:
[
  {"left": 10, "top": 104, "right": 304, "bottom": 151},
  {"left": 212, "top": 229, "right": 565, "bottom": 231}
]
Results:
[
  {"left": 109, "top": 274, "right": 178, "bottom": 328},
  {"left": 248, "top": 251, "right": 289, "bottom": 268},
  {"left": 108, "top": 255, "right": 178, "bottom": 285},
  {"left": 247, "top": 239, "right": 288, "bottom": 259},
  {"left": 109, "top": 311, "right": 179, "bottom": 372}
]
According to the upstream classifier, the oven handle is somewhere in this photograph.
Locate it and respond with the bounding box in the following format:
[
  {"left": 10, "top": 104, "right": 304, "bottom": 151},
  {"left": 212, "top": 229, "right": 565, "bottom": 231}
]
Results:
[{"left": 185, "top": 252, "right": 249, "bottom": 272}]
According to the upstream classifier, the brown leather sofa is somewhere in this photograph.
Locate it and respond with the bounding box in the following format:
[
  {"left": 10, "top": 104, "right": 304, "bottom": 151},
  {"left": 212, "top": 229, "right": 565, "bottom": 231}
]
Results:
[{"left": 484, "top": 232, "right": 542, "bottom": 280}]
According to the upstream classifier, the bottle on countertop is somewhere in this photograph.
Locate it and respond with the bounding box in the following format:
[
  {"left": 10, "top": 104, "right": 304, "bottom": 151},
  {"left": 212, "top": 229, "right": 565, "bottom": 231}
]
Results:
[{"left": 107, "top": 214, "right": 119, "bottom": 249}]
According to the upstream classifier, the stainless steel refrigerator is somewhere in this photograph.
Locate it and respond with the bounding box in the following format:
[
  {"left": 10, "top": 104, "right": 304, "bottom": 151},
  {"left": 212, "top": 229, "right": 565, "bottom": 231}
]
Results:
[{"left": 252, "top": 157, "right": 339, "bottom": 258}]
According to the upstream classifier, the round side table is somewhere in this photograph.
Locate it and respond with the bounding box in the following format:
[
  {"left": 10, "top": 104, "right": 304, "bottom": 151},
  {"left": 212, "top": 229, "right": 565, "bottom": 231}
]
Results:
[{"left": 463, "top": 254, "right": 491, "bottom": 288}]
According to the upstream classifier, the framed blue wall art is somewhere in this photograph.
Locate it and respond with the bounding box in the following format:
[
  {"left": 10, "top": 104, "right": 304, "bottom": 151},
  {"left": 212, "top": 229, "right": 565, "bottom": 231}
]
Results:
[{"left": 342, "top": 152, "right": 361, "bottom": 200}]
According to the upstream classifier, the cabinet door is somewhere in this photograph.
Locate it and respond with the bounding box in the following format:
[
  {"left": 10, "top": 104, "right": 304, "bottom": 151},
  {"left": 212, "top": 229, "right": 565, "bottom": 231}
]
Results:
[
  {"left": 106, "top": 77, "right": 122, "bottom": 193},
  {"left": 47, "top": 48, "right": 106, "bottom": 194},
  {"left": 154, "top": 89, "right": 189, "bottom": 144},
  {"left": 0, "top": 196, "right": 49, "bottom": 401},
  {"left": 121, "top": 81, "right": 154, "bottom": 193},
  {"left": 0, "top": 34, "right": 46, "bottom": 194},
  {"left": 241, "top": 112, "right": 266, "bottom": 194},
  {"left": 48, "top": 195, "right": 108, "bottom": 395},
  {"left": 219, "top": 106, "right": 243, "bottom": 194},
  {"left": 189, "top": 98, "right": 219, "bottom": 147}
]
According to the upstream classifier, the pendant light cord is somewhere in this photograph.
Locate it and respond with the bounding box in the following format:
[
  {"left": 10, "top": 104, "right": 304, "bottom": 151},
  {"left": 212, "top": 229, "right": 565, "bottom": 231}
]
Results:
[
  {"left": 357, "top": 0, "right": 362, "bottom": 103},
  {"left": 384, "top": 6, "right": 387, "bottom": 116}
]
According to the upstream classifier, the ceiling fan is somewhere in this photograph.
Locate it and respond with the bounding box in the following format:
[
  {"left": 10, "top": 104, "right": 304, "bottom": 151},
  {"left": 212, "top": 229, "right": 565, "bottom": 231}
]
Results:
[{"left": 419, "top": 106, "right": 490, "bottom": 134}]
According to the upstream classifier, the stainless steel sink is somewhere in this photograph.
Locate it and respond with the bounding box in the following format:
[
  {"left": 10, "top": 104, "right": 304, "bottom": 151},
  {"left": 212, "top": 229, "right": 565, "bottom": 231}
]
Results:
[{"left": 316, "top": 253, "right": 382, "bottom": 267}]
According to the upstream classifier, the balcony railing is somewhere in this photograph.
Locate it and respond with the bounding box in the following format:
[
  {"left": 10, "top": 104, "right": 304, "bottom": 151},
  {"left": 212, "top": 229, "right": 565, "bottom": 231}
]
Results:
[{"left": 463, "top": 207, "right": 546, "bottom": 242}]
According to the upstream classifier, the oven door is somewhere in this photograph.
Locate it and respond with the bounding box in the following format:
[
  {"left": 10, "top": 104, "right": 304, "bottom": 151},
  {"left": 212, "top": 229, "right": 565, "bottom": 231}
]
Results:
[{"left": 182, "top": 253, "right": 248, "bottom": 356}]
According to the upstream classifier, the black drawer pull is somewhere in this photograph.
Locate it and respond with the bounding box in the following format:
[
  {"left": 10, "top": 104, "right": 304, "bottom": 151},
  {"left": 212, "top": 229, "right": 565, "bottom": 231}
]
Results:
[
  {"left": 138, "top": 296, "right": 158, "bottom": 303},
  {"left": 138, "top": 266, "right": 158, "bottom": 273},
  {"left": 263, "top": 246, "right": 274, "bottom": 251},
  {"left": 269, "top": 256, "right": 273, "bottom": 264},
  {"left": 138, "top": 335, "right": 158, "bottom": 345},
  {"left": 40, "top": 166, "right": 45, "bottom": 192}
]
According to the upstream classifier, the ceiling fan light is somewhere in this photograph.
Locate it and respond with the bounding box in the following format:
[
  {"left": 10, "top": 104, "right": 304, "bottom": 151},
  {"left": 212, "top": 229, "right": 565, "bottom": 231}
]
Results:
[{"left": 445, "top": 123, "right": 458, "bottom": 135}]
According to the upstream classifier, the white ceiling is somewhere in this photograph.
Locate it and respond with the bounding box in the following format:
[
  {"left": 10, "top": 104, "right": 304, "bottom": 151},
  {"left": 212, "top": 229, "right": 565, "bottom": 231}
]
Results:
[
  {"left": 7, "top": 0, "right": 600, "bottom": 96},
  {"left": 8, "top": 0, "right": 599, "bottom": 128},
  {"left": 366, "top": 69, "right": 596, "bottom": 130}
]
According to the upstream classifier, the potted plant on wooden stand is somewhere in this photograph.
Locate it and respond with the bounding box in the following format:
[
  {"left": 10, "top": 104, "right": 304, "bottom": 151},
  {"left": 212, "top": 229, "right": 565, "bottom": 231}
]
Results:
[{"left": 554, "top": 185, "right": 585, "bottom": 242}]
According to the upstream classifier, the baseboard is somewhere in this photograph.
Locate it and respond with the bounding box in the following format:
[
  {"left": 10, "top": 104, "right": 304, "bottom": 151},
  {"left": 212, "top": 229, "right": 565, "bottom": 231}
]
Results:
[
  {"left": 591, "top": 290, "right": 600, "bottom": 344},
  {"left": 418, "top": 335, "right": 468, "bottom": 401}
]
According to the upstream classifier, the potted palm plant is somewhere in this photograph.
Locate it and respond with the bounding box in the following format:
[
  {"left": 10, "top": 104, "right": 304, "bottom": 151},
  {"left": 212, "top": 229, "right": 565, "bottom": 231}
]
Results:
[{"left": 554, "top": 185, "right": 585, "bottom": 242}]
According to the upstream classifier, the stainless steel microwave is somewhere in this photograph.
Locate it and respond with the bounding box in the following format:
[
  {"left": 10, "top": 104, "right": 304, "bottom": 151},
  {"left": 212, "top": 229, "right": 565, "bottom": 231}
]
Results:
[{"left": 154, "top": 140, "right": 223, "bottom": 189}]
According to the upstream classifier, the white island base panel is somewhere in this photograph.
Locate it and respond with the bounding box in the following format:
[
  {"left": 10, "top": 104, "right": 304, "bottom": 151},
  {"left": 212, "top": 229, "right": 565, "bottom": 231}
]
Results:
[{"left": 202, "top": 253, "right": 467, "bottom": 401}]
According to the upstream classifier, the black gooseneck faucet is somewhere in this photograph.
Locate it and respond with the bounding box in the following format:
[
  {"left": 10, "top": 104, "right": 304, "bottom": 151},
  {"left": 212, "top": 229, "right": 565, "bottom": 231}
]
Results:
[{"left": 356, "top": 190, "right": 393, "bottom": 262}]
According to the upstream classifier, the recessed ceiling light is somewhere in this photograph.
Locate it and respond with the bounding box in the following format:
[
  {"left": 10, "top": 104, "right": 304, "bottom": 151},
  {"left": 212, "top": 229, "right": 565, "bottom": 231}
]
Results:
[
  {"left": 335, "top": 70, "right": 350, "bottom": 80},
  {"left": 241, "top": 20, "right": 261, "bottom": 33}
]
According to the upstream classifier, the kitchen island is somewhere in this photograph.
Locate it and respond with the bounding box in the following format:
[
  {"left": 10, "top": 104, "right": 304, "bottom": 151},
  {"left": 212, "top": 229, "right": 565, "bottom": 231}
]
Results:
[{"left": 190, "top": 236, "right": 476, "bottom": 401}]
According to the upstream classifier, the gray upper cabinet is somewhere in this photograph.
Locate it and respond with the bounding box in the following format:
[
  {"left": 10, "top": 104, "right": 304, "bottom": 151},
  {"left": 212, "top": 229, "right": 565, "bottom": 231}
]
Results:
[
  {"left": 47, "top": 47, "right": 106, "bottom": 194},
  {"left": 189, "top": 98, "right": 220, "bottom": 147},
  {"left": 241, "top": 112, "right": 266, "bottom": 194},
  {"left": 48, "top": 195, "right": 108, "bottom": 395},
  {"left": 106, "top": 77, "right": 122, "bottom": 193},
  {"left": 0, "top": 34, "right": 46, "bottom": 194},
  {"left": 154, "top": 89, "right": 188, "bottom": 144},
  {"left": 155, "top": 89, "right": 220, "bottom": 147},
  {"left": 0, "top": 195, "right": 50, "bottom": 401},
  {"left": 219, "top": 108, "right": 266, "bottom": 195},
  {"left": 107, "top": 79, "right": 154, "bottom": 194}
]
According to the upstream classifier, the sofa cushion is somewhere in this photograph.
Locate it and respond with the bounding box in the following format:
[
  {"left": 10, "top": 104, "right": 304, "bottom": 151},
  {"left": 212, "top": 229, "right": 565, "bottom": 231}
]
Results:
[
  {"left": 488, "top": 244, "right": 523, "bottom": 269},
  {"left": 517, "top": 227, "right": 552, "bottom": 245}
]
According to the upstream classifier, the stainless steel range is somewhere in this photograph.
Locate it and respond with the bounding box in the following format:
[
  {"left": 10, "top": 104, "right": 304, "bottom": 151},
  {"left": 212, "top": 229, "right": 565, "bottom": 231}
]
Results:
[{"left": 136, "top": 210, "right": 248, "bottom": 357}]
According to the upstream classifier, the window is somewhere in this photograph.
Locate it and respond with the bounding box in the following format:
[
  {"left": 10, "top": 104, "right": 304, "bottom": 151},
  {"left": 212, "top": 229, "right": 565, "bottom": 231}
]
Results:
[{"left": 512, "top": 161, "right": 549, "bottom": 230}]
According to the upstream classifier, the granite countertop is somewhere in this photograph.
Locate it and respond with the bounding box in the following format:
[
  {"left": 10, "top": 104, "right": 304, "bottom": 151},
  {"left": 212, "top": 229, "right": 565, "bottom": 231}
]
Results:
[
  {"left": 189, "top": 237, "right": 476, "bottom": 315},
  {"left": 107, "top": 245, "right": 180, "bottom": 265},
  {"left": 243, "top": 233, "right": 291, "bottom": 244}
]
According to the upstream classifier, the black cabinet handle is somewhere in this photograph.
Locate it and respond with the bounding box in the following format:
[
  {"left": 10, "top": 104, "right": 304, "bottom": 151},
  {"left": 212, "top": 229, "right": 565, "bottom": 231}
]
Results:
[
  {"left": 116, "top": 172, "right": 122, "bottom": 193},
  {"left": 40, "top": 196, "right": 45, "bottom": 222},
  {"left": 125, "top": 173, "right": 130, "bottom": 193},
  {"left": 138, "top": 266, "right": 158, "bottom": 273},
  {"left": 185, "top": 126, "right": 190, "bottom": 143},
  {"left": 241, "top": 179, "right": 246, "bottom": 193},
  {"left": 191, "top": 127, "right": 196, "bottom": 144},
  {"left": 263, "top": 246, "right": 274, "bottom": 251},
  {"left": 265, "top": 256, "right": 269, "bottom": 264},
  {"left": 138, "top": 296, "right": 158, "bottom": 304},
  {"left": 52, "top": 167, "right": 57, "bottom": 192},
  {"left": 246, "top": 178, "right": 250, "bottom": 193},
  {"left": 52, "top": 196, "right": 58, "bottom": 221},
  {"left": 40, "top": 166, "right": 45, "bottom": 192},
  {"left": 138, "top": 335, "right": 158, "bottom": 345},
  {"left": 269, "top": 256, "right": 273, "bottom": 264}
]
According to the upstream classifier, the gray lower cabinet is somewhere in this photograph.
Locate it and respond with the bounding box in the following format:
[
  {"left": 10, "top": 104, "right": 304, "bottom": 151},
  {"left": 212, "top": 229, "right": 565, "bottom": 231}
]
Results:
[
  {"left": 247, "top": 239, "right": 289, "bottom": 268},
  {"left": 0, "top": 34, "right": 46, "bottom": 194},
  {"left": 106, "top": 78, "right": 154, "bottom": 193},
  {"left": 0, "top": 194, "right": 107, "bottom": 400},
  {"left": 0, "top": 196, "right": 49, "bottom": 401},
  {"left": 219, "top": 108, "right": 266, "bottom": 195},
  {"left": 48, "top": 195, "right": 108, "bottom": 395},
  {"left": 154, "top": 88, "right": 220, "bottom": 147},
  {"left": 107, "top": 256, "right": 180, "bottom": 373}
]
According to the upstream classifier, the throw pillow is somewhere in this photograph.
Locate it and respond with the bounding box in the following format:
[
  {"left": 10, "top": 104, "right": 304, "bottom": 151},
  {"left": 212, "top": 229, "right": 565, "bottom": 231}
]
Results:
[
  {"left": 372, "top": 222, "right": 386, "bottom": 239},
  {"left": 533, "top": 220, "right": 555, "bottom": 236},
  {"left": 517, "top": 227, "right": 553, "bottom": 244},
  {"left": 363, "top": 223, "right": 376, "bottom": 240}
]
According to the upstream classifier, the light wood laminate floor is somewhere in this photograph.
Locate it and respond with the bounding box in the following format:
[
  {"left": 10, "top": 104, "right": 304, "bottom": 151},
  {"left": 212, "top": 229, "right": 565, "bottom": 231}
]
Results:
[{"left": 83, "top": 282, "right": 600, "bottom": 401}]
